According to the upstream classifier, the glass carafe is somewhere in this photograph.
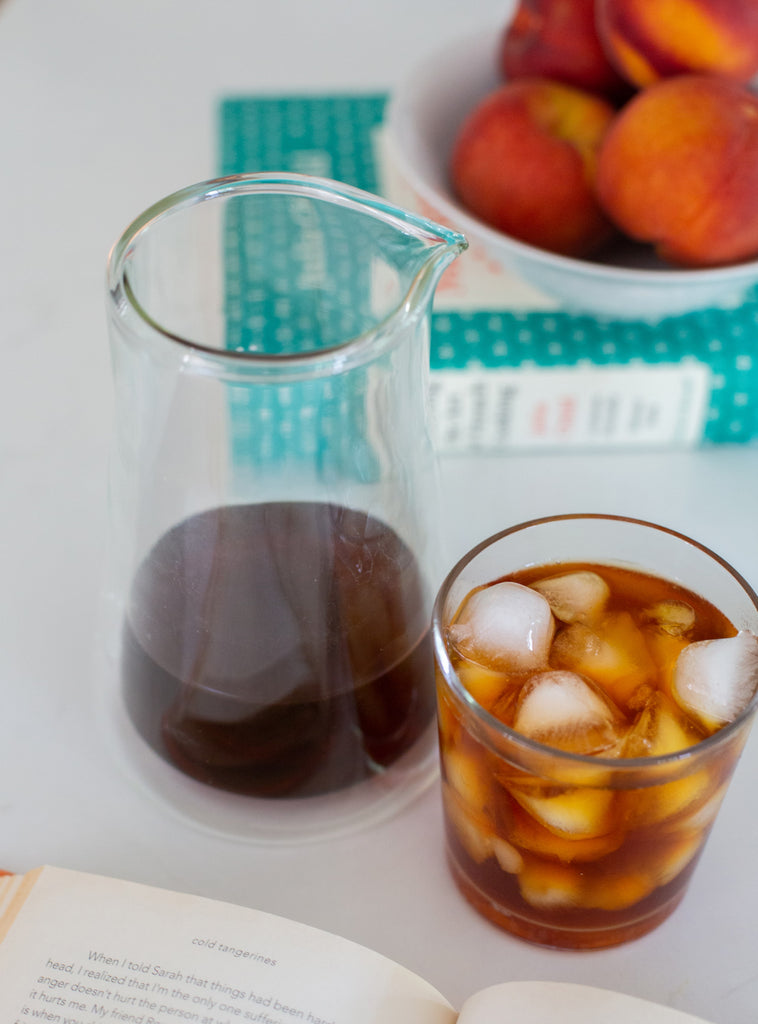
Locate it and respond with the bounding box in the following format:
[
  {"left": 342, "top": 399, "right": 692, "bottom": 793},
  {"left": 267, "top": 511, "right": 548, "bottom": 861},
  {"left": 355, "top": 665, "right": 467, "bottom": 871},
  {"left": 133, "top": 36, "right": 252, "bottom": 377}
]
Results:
[{"left": 102, "top": 173, "right": 467, "bottom": 842}]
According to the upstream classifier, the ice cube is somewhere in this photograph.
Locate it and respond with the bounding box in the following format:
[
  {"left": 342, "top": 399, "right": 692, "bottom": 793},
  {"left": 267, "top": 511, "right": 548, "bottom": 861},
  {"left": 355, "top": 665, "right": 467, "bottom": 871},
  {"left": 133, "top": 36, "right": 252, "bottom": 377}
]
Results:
[
  {"left": 443, "top": 784, "right": 494, "bottom": 864},
  {"left": 651, "top": 831, "right": 703, "bottom": 888},
  {"left": 581, "top": 831, "right": 703, "bottom": 911},
  {"left": 673, "top": 781, "right": 729, "bottom": 834},
  {"left": 672, "top": 630, "right": 758, "bottom": 730},
  {"left": 623, "top": 767, "right": 713, "bottom": 829},
  {"left": 442, "top": 746, "right": 493, "bottom": 818},
  {"left": 442, "top": 782, "right": 524, "bottom": 872},
  {"left": 450, "top": 581, "right": 555, "bottom": 671},
  {"left": 585, "top": 869, "right": 656, "bottom": 911},
  {"left": 641, "top": 599, "right": 696, "bottom": 637},
  {"left": 620, "top": 692, "right": 712, "bottom": 826},
  {"left": 508, "top": 801, "right": 625, "bottom": 863},
  {"left": 489, "top": 682, "right": 522, "bottom": 727},
  {"left": 551, "top": 612, "right": 656, "bottom": 708},
  {"left": 644, "top": 630, "right": 690, "bottom": 695},
  {"left": 513, "top": 670, "right": 627, "bottom": 755},
  {"left": 509, "top": 784, "right": 617, "bottom": 840},
  {"left": 492, "top": 836, "right": 524, "bottom": 874},
  {"left": 517, "top": 856, "right": 584, "bottom": 909},
  {"left": 456, "top": 659, "right": 512, "bottom": 711},
  {"left": 623, "top": 691, "right": 704, "bottom": 759},
  {"left": 531, "top": 570, "right": 610, "bottom": 624}
]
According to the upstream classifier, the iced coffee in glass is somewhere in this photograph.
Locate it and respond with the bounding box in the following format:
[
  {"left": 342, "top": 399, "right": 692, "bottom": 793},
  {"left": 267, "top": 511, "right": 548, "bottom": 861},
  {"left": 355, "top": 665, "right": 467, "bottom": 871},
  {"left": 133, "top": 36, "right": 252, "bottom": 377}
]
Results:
[{"left": 432, "top": 515, "right": 758, "bottom": 949}]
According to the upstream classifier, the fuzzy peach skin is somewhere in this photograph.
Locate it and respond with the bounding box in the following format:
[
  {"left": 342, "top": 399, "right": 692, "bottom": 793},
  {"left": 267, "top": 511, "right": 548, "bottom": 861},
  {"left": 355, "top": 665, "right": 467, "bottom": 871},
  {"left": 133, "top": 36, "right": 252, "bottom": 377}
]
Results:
[
  {"left": 499, "top": 0, "right": 628, "bottom": 100},
  {"left": 450, "top": 77, "right": 618, "bottom": 258},
  {"left": 596, "top": 74, "right": 758, "bottom": 267},
  {"left": 596, "top": 0, "right": 758, "bottom": 87}
]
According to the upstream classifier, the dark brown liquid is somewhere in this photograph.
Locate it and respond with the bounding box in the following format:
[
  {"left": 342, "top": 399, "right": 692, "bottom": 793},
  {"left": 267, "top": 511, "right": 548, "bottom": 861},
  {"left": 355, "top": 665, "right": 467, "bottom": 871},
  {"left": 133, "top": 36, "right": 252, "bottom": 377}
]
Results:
[{"left": 122, "top": 501, "right": 435, "bottom": 797}]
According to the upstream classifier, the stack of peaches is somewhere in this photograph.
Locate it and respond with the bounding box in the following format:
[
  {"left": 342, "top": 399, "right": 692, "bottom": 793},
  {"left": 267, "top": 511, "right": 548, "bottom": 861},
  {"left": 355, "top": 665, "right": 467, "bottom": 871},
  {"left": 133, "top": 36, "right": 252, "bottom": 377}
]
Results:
[{"left": 451, "top": 0, "right": 758, "bottom": 268}]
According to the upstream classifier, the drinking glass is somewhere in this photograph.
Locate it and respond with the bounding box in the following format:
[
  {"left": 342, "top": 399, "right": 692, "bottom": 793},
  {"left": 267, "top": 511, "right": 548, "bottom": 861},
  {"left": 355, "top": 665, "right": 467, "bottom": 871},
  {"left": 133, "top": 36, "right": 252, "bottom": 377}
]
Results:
[{"left": 433, "top": 514, "right": 758, "bottom": 948}]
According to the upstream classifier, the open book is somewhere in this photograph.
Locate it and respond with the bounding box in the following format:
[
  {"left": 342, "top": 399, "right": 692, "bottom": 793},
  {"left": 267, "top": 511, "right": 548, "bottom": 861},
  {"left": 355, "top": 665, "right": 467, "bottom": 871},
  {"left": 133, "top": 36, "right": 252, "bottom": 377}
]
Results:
[{"left": 0, "top": 866, "right": 708, "bottom": 1024}]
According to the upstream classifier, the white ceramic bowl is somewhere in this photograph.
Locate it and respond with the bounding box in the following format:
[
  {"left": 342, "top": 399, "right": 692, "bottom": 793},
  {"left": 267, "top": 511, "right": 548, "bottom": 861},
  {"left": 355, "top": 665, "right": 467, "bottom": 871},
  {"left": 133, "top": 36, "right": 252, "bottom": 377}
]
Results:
[{"left": 386, "top": 30, "right": 758, "bottom": 321}]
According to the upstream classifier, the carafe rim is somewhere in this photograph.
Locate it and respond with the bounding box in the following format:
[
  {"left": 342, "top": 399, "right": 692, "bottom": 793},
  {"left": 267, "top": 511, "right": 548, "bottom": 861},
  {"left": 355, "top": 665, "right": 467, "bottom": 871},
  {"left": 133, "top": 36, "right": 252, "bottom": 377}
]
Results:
[{"left": 106, "top": 171, "right": 467, "bottom": 376}]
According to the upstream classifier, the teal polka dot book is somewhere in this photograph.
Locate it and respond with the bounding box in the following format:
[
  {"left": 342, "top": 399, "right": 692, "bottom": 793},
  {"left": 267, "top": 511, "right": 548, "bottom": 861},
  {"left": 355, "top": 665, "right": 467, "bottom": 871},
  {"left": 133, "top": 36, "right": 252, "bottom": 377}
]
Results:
[{"left": 219, "top": 94, "right": 758, "bottom": 452}]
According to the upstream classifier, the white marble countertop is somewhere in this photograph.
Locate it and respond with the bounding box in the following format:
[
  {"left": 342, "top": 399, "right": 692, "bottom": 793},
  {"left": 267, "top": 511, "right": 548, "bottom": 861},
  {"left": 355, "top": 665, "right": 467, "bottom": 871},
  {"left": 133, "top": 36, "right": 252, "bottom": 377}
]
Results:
[{"left": 2, "top": 1, "right": 758, "bottom": 1020}]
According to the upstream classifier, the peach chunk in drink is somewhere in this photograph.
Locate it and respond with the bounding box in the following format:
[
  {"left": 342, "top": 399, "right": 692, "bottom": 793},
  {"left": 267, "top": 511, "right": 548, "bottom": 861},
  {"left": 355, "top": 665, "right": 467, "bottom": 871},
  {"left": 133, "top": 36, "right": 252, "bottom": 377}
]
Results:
[{"left": 439, "top": 562, "right": 758, "bottom": 949}]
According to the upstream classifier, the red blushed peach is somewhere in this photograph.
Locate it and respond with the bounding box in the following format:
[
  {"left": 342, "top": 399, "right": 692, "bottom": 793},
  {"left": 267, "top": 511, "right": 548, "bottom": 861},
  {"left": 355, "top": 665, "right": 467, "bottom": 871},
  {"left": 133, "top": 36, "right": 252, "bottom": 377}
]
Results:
[
  {"left": 596, "top": 0, "right": 758, "bottom": 87},
  {"left": 450, "top": 78, "right": 618, "bottom": 258},
  {"left": 500, "top": 0, "right": 629, "bottom": 101},
  {"left": 596, "top": 74, "right": 758, "bottom": 267}
]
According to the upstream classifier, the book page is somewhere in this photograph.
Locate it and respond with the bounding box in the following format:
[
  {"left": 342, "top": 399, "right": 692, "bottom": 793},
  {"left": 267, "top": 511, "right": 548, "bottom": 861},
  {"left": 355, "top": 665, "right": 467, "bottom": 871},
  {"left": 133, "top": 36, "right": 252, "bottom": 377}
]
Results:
[
  {"left": 0, "top": 867, "right": 456, "bottom": 1024},
  {"left": 458, "top": 981, "right": 711, "bottom": 1024}
]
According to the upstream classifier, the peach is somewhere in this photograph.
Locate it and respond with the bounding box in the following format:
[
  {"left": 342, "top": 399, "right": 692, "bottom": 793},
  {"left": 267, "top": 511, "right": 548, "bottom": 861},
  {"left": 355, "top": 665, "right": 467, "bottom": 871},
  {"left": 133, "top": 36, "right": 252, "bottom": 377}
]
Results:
[
  {"left": 499, "top": 0, "right": 629, "bottom": 100},
  {"left": 596, "top": 0, "right": 758, "bottom": 87},
  {"left": 596, "top": 74, "right": 758, "bottom": 267},
  {"left": 450, "top": 78, "right": 618, "bottom": 258}
]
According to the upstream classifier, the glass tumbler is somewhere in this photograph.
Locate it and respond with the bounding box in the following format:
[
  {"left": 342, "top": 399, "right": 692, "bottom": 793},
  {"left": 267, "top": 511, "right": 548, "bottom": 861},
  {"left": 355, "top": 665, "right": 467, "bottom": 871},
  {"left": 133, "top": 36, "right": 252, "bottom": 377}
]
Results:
[
  {"left": 433, "top": 515, "right": 758, "bottom": 948},
  {"left": 101, "top": 173, "right": 467, "bottom": 843}
]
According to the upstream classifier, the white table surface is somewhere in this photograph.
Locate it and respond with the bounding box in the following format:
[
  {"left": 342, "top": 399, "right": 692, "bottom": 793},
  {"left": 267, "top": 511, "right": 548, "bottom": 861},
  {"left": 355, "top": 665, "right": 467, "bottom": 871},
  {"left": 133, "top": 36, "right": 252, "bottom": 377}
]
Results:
[{"left": 3, "top": 1, "right": 758, "bottom": 1021}]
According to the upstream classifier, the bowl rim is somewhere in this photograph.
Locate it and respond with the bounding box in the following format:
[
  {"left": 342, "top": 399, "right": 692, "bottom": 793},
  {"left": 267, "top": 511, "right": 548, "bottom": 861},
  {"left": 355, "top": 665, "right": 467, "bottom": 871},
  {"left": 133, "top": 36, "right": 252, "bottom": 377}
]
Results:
[{"left": 386, "top": 27, "right": 758, "bottom": 291}]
